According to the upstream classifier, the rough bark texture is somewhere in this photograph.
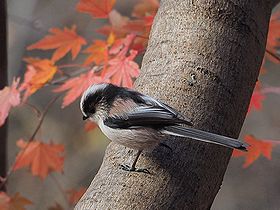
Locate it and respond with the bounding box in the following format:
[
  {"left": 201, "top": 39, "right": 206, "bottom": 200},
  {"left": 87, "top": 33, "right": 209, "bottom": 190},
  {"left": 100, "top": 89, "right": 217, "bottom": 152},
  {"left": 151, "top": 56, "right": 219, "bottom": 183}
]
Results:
[
  {"left": 272, "top": 0, "right": 280, "bottom": 7},
  {"left": 76, "top": 0, "right": 273, "bottom": 209},
  {"left": 0, "top": 0, "right": 7, "bottom": 191}
]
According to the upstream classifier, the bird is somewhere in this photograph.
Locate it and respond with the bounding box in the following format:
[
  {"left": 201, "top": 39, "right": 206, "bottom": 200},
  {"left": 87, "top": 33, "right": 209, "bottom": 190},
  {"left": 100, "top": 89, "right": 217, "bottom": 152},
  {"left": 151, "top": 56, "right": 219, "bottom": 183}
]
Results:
[{"left": 80, "top": 83, "right": 248, "bottom": 173}]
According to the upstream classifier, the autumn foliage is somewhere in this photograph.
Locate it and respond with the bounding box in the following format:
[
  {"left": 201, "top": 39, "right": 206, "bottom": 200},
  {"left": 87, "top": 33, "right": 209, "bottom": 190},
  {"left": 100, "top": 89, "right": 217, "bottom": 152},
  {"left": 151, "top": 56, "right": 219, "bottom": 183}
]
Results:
[
  {"left": 13, "top": 139, "right": 64, "bottom": 180},
  {"left": 232, "top": 135, "right": 274, "bottom": 168},
  {"left": 0, "top": 0, "right": 280, "bottom": 209}
]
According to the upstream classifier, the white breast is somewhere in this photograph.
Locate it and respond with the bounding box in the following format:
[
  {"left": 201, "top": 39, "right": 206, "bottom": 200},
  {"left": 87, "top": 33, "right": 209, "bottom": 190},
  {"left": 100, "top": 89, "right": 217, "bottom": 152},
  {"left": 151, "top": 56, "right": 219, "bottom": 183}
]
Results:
[{"left": 97, "top": 120, "right": 163, "bottom": 150}]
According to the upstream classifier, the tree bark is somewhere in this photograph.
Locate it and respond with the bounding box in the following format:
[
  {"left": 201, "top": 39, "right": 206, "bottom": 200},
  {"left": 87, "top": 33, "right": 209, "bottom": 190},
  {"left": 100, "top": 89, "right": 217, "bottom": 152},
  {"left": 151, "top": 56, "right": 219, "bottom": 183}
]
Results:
[
  {"left": 0, "top": 0, "right": 7, "bottom": 191},
  {"left": 271, "top": 0, "right": 280, "bottom": 7},
  {"left": 76, "top": 0, "right": 273, "bottom": 209}
]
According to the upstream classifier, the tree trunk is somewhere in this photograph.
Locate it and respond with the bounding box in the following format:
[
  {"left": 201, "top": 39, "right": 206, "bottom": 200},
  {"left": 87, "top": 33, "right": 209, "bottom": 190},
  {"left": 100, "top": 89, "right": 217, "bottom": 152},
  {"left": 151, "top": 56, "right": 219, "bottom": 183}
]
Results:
[
  {"left": 0, "top": 0, "right": 7, "bottom": 191},
  {"left": 76, "top": 0, "right": 273, "bottom": 209}
]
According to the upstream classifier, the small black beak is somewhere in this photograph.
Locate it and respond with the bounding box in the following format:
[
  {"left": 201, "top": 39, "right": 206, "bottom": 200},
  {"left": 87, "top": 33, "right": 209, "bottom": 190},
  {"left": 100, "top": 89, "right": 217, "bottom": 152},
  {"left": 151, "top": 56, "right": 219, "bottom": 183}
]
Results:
[{"left": 83, "top": 115, "right": 89, "bottom": 120}]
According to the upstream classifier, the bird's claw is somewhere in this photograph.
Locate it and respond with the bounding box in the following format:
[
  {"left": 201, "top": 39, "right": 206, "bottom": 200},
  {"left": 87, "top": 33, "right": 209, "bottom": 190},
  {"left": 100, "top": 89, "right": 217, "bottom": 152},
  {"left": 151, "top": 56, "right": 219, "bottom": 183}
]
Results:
[{"left": 120, "top": 164, "right": 150, "bottom": 174}]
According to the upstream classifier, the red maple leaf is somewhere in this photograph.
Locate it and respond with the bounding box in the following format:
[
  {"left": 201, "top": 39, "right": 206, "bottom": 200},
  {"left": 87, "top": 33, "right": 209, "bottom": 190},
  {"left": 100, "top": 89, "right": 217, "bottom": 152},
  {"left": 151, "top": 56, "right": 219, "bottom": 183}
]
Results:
[
  {"left": 0, "top": 192, "right": 32, "bottom": 210},
  {"left": 97, "top": 10, "right": 153, "bottom": 51},
  {"left": 27, "top": 25, "right": 86, "bottom": 62},
  {"left": 20, "top": 58, "right": 57, "bottom": 100},
  {"left": 97, "top": 10, "right": 130, "bottom": 38},
  {"left": 84, "top": 121, "right": 97, "bottom": 132},
  {"left": 53, "top": 70, "right": 106, "bottom": 108},
  {"left": 109, "top": 34, "right": 136, "bottom": 56},
  {"left": 13, "top": 139, "right": 64, "bottom": 179},
  {"left": 232, "top": 135, "right": 274, "bottom": 168},
  {"left": 76, "top": 0, "right": 116, "bottom": 18},
  {"left": 128, "top": 0, "right": 158, "bottom": 50},
  {"left": 132, "top": 0, "right": 159, "bottom": 18},
  {"left": 125, "top": 19, "right": 152, "bottom": 52},
  {"left": 248, "top": 90, "right": 265, "bottom": 113},
  {"left": 67, "top": 187, "right": 86, "bottom": 205},
  {"left": 0, "top": 78, "right": 21, "bottom": 127},
  {"left": 102, "top": 50, "right": 139, "bottom": 88}
]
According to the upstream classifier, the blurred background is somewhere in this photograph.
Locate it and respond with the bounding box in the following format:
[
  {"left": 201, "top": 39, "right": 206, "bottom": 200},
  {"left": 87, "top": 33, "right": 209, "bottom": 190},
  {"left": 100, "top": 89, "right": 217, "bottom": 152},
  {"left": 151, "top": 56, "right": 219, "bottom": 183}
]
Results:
[{"left": 6, "top": 0, "right": 280, "bottom": 209}]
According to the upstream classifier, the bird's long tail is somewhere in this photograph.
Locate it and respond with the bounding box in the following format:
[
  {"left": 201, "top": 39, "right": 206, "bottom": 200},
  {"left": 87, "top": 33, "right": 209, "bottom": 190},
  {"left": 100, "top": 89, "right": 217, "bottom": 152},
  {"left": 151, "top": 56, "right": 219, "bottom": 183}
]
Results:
[{"left": 163, "top": 126, "right": 248, "bottom": 151}]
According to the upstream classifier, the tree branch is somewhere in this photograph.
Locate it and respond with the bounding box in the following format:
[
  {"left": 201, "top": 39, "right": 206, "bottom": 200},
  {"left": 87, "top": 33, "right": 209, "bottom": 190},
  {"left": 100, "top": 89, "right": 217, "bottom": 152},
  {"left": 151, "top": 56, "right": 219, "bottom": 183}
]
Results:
[
  {"left": 76, "top": 0, "right": 272, "bottom": 209},
  {"left": 0, "top": 95, "right": 60, "bottom": 190}
]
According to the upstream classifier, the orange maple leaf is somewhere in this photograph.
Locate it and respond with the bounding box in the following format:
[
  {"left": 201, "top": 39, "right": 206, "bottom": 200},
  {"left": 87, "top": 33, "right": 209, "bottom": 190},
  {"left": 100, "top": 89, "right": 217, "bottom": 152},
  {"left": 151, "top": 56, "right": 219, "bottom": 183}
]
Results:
[
  {"left": 48, "top": 203, "right": 64, "bottom": 210},
  {"left": 103, "top": 50, "right": 139, "bottom": 88},
  {"left": 13, "top": 139, "right": 64, "bottom": 180},
  {"left": 132, "top": 0, "right": 159, "bottom": 18},
  {"left": 53, "top": 70, "right": 106, "bottom": 108},
  {"left": 0, "top": 78, "right": 21, "bottom": 127},
  {"left": 83, "top": 33, "right": 115, "bottom": 66},
  {"left": 27, "top": 25, "right": 86, "bottom": 62},
  {"left": 20, "top": 58, "right": 57, "bottom": 100},
  {"left": 83, "top": 40, "right": 108, "bottom": 66},
  {"left": 232, "top": 135, "right": 274, "bottom": 168},
  {"left": 0, "top": 192, "right": 32, "bottom": 210},
  {"left": 97, "top": 10, "right": 130, "bottom": 38},
  {"left": 67, "top": 187, "right": 86, "bottom": 205},
  {"left": 9, "top": 193, "right": 33, "bottom": 210},
  {"left": 0, "top": 192, "right": 9, "bottom": 210},
  {"left": 76, "top": 0, "right": 116, "bottom": 18}
]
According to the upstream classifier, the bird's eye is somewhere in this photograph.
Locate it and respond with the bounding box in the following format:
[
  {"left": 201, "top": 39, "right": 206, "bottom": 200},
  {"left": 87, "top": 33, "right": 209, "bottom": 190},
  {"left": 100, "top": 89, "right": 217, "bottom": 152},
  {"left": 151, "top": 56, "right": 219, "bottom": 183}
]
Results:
[
  {"left": 89, "top": 107, "right": 96, "bottom": 114},
  {"left": 96, "top": 95, "right": 102, "bottom": 102}
]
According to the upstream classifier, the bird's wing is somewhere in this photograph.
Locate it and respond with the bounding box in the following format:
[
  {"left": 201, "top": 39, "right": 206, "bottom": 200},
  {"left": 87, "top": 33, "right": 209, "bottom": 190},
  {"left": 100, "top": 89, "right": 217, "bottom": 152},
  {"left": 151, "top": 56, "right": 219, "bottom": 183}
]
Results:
[
  {"left": 104, "top": 106, "right": 192, "bottom": 129},
  {"left": 139, "top": 94, "right": 188, "bottom": 120}
]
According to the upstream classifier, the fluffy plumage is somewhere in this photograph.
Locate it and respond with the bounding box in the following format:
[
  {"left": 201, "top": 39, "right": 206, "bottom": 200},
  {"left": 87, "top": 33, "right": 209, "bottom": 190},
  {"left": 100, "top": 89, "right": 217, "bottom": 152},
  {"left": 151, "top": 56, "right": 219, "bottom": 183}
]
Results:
[{"left": 80, "top": 83, "right": 248, "bottom": 172}]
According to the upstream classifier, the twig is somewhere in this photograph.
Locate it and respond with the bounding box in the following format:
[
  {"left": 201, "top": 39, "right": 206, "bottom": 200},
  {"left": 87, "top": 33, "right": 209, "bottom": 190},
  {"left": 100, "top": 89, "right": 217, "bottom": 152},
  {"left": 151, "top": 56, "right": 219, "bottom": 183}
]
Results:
[
  {"left": 57, "top": 69, "right": 72, "bottom": 78},
  {"left": 29, "top": 95, "right": 60, "bottom": 141},
  {"left": 265, "top": 49, "right": 280, "bottom": 62},
  {"left": 47, "top": 65, "right": 103, "bottom": 86},
  {"left": 23, "top": 102, "right": 41, "bottom": 117},
  {"left": 261, "top": 86, "right": 280, "bottom": 94},
  {"left": 135, "top": 34, "right": 149, "bottom": 39},
  {"left": 264, "top": 139, "right": 280, "bottom": 144},
  {"left": 58, "top": 63, "right": 82, "bottom": 69},
  {"left": 0, "top": 95, "right": 61, "bottom": 190}
]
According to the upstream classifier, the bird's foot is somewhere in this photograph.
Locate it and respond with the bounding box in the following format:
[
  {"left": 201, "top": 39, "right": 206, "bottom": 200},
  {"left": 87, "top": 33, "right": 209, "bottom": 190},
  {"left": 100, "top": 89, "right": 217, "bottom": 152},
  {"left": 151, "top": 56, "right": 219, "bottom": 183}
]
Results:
[{"left": 120, "top": 164, "right": 150, "bottom": 174}]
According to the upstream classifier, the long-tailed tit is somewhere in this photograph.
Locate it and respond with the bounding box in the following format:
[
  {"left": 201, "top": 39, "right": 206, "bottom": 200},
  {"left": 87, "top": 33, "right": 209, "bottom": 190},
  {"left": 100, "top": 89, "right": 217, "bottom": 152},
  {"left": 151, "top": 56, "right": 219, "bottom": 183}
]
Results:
[{"left": 80, "top": 83, "right": 248, "bottom": 173}]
